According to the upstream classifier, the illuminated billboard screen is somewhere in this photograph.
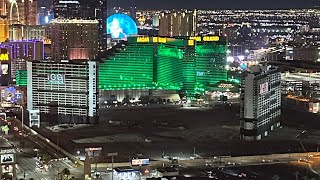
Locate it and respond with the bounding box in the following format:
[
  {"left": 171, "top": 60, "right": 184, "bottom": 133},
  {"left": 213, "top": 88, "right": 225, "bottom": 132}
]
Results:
[
  {"left": 260, "top": 82, "right": 269, "bottom": 94},
  {"left": 1, "top": 64, "right": 8, "bottom": 75},
  {"left": 107, "top": 14, "right": 138, "bottom": 39},
  {"left": 1, "top": 154, "right": 14, "bottom": 164}
]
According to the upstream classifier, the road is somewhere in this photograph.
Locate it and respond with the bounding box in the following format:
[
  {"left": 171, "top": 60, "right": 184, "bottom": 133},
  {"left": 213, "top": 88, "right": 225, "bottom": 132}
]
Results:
[{"left": 0, "top": 117, "right": 82, "bottom": 179}]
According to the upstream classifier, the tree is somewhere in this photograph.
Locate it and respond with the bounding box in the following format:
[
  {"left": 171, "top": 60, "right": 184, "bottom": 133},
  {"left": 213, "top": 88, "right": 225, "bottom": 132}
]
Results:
[{"left": 60, "top": 168, "right": 71, "bottom": 180}]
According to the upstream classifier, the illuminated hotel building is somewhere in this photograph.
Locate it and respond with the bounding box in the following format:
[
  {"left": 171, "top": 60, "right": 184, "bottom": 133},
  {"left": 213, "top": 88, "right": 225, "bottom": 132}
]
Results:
[
  {"left": 50, "top": 19, "right": 98, "bottom": 61},
  {"left": 0, "top": 18, "right": 9, "bottom": 42},
  {"left": 27, "top": 60, "right": 98, "bottom": 124},
  {"left": 1, "top": 40, "right": 44, "bottom": 81},
  {"left": 0, "top": 0, "right": 9, "bottom": 43},
  {"left": 159, "top": 10, "right": 197, "bottom": 37},
  {"left": 99, "top": 36, "right": 227, "bottom": 99},
  {"left": 53, "top": 0, "right": 81, "bottom": 19},
  {"left": 7, "top": 0, "right": 38, "bottom": 40},
  {"left": 240, "top": 65, "right": 281, "bottom": 140}
]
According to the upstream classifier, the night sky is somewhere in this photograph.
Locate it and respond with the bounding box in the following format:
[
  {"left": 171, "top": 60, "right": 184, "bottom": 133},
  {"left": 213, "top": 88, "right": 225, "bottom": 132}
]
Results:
[{"left": 40, "top": 0, "right": 318, "bottom": 9}]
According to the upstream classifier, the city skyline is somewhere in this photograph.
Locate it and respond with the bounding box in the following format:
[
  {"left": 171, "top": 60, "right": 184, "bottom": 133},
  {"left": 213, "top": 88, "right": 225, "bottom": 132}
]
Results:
[{"left": 40, "top": 0, "right": 318, "bottom": 9}]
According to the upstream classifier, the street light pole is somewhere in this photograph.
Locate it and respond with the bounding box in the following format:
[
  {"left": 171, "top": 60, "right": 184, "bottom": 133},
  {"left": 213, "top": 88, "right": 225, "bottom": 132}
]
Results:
[{"left": 20, "top": 106, "right": 24, "bottom": 128}]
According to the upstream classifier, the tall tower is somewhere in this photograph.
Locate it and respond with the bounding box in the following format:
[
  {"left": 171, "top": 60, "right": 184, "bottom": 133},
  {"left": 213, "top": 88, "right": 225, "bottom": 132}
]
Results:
[{"left": 0, "top": 0, "right": 9, "bottom": 42}]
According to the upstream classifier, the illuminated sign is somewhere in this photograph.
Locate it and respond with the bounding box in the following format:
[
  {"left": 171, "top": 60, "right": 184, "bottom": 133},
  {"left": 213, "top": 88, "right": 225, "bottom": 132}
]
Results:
[
  {"left": 43, "top": 39, "right": 51, "bottom": 45},
  {"left": 85, "top": 147, "right": 102, "bottom": 151},
  {"left": 158, "top": 46, "right": 183, "bottom": 59},
  {"left": 260, "top": 82, "right": 269, "bottom": 94},
  {"left": 153, "top": 37, "right": 167, "bottom": 43},
  {"left": 29, "top": 109, "right": 40, "bottom": 128},
  {"left": 137, "top": 37, "right": 150, "bottom": 43},
  {"left": 0, "top": 54, "right": 9, "bottom": 61},
  {"left": 196, "top": 45, "right": 226, "bottom": 54},
  {"left": 131, "top": 159, "right": 150, "bottom": 166},
  {"left": 188, "top": 40, "right": 194, "bottom": 46},
  {"left": 190, "top": 36, "right": 201, "bottom": 41},
  {"left": 203, "top": 36, "right": 220, "bottom": 42},
  {"left": 190, "top": 36, "right": 220, "bottom": 42},
  {"left": 85, "top": 147, "right": 102, "bottom": 157},
  {"left": 47, "top": 73, "right": 65, "bottom": 84},
  {"left": 0, "top": 154, "right": 14, "bottom": 164}
]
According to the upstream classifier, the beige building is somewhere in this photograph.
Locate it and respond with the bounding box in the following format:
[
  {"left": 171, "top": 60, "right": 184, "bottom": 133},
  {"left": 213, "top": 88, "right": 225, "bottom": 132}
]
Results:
[
  {"left": 50, "top": 19, "right": 98, "bottom": 61},
  {"left": 159, "top": 10, "right": 197, "bottom": 37}
]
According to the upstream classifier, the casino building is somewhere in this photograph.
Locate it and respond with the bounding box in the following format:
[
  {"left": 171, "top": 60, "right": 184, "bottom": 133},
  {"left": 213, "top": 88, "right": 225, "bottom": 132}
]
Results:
[
  {"left": 240, "top": 65, "right": 281, "bottom": 140},
  {"left": 27, "top": 60, "right": 98, "bottom": 124},
  {"left": 99, "top": 36, "right": 227, "bottom": 101}
]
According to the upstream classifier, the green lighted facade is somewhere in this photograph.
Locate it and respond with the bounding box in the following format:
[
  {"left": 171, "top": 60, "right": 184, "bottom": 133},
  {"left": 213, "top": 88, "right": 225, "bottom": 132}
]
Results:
[
  {"left": 99, "top": 36, "right": 227, "bottom": 96},
  {"left": 16, "top": 70, "right": 27, "bottom": 87}
]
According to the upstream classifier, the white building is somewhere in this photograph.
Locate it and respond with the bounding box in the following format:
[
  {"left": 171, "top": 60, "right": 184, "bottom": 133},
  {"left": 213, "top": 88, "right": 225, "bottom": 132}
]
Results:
[
  {"left": 27, "top": 60, "right": 98, "bottom": 124},
  {"left": 240, "top": 65, "right": 281, "bottom": 140}
]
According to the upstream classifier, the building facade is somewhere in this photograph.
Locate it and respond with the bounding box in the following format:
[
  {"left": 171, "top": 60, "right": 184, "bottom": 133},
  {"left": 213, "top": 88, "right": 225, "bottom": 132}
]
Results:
[
  {"left": 240, "top": 65, "right": 281, "bottom": 140},
  {"left": 50, "top": 19, "right": 98, "bottom": 61},
  {"left": 99, "top": 36, "right": 227, "bottom": 99},
  {"left": 159, "top": 10, "right": 197, "bottom": 37},
  {"left": 27, "top": 60, "right": 98, "bottom": 124}
]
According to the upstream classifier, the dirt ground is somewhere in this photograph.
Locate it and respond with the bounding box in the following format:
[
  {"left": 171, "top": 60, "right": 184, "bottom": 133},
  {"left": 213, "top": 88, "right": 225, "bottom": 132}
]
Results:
[{"left": 37, "top": 104, "right": 320, "bottom": 162}]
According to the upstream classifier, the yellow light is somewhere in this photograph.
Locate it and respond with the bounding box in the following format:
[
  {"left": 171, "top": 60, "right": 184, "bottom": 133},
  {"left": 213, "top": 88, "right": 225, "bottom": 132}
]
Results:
[
  {"left": 188, "top": 40, "right": 194, "bottom": 46},
  {"left": 43, "top": 39, "right": 51, "bottom": 45},
  {"left": 137, "top": 37, "right": 150, "bottom": 43},
  {"left": 203, "top": 36, "right": 220, "bottom": 42},
  {"left": 152, "top": 37, "right": 158, "bottom": 42},
  {"left": 190, "top": 36, "right": 201, "bottom": 41},
  {"left": 158, "top": 37, "right": 167, "bottom": 43},
  {"left": 0, "top": 54, "right": 9, "bottom": 61}
]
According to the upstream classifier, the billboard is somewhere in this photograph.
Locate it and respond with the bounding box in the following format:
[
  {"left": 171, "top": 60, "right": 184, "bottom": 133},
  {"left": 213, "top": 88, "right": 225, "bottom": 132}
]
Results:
[
  {"left": 107, "top": 14, "right": 138, "bottom": 39},
  {"left": 0, "top": 48, "right": 9, "bottom": 61},
  {"left": 1, "top": 154, "right": 14, "bottom": 164},
  {"left": 29, "top": 109, "right": 40, "bottom": 128},
  {"left": 259, "top": 82, "right": 269, "bottom": 94},
  {"left": 85, "top": 147, "right": 102, "bottom": 157},
  {"left": 131, "top": 159, "right": 150, "bottom": 166},
  {"left": 47, "top": 73, "right": 65, "bottom": 84}
]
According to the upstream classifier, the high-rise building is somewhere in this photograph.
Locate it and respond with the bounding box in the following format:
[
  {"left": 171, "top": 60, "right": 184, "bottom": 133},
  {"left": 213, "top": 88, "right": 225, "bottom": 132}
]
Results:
[
  {"left": 1, "top": 40, "right": 44, "bottom": 81},
  {"left": 0, "top": 0, "right": 6, "bottom": 16},
  {"left": 53, "top": 0, "right": 81, "bottom": 19},
  {"left": 50, "top": 19, "right": 98, "bottom": 61},
  {"left": 7, "top": 0, "right": 37, "bottom": 40},
  {"left": 0, "top": 0, "right": 8, "bottom": 42},
  {"left": 99, "top": 36, "right": 227, "bottom": 99},
  {"left": 159, "top": 10, "right": 197, "bottom": 37},
  {"left": 0, "top": 18, "right": 9, "bottom": 42},
  {"left": 240, "top": 65, "right": 281, "bottom": 140},
  {"left": 27, "top": 60, "right": 98, "bottom": 124}
]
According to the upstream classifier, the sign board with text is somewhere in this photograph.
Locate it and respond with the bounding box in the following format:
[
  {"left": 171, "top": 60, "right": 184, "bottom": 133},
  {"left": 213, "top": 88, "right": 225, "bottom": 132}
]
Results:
[
  {"left": 47, "top": 73, "right": 65, "bottom": 84},
  {"left": 0, "top": 154, "right": 15, "bottom": 164},
  {"left": 85, "top": 147, "right": 102, "bottom": 157},
  {"left": 131, "top": 159, "right": 150, "bottom": 166},
  {"left": 29, "top": 109, "right": 40, "bottom": 128}
]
